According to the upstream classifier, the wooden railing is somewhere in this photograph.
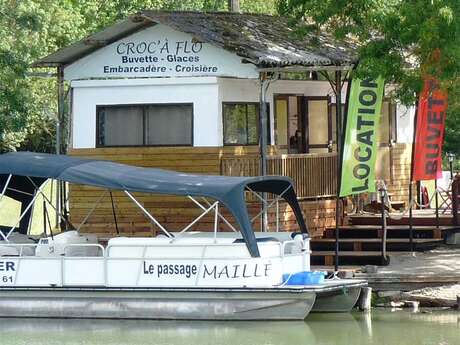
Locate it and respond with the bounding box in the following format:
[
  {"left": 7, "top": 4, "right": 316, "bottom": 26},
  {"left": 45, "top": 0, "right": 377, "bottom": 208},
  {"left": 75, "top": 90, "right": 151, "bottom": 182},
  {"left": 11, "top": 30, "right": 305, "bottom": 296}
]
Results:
[{"left": 221, "top": 153, "right": 338, "bottom": 199}]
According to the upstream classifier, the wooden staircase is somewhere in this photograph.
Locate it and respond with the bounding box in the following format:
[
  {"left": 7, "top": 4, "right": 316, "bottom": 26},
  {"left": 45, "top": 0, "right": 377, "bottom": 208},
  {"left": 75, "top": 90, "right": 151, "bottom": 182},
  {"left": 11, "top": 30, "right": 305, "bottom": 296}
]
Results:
[{"left": 310, "top": 220, "right": 456, "bottom": 266}]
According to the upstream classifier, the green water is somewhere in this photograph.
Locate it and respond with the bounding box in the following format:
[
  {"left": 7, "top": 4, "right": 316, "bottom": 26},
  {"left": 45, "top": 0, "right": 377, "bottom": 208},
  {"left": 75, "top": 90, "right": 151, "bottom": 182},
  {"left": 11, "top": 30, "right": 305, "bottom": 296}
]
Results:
[{"left": 0, "top": 310, "right": 458, "bottom": 345}]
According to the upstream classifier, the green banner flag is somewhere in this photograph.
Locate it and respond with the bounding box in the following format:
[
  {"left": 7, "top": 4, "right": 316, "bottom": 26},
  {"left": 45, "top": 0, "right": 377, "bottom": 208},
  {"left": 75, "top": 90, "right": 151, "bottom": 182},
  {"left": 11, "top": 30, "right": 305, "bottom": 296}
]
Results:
[{"left": 339, "top": 77, "right": 385, "bottom": 197}]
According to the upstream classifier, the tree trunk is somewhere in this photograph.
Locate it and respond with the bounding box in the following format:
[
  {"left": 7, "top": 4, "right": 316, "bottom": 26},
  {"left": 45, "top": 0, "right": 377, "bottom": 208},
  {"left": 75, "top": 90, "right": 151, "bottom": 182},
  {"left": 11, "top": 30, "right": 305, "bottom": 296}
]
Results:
[{"left": 228, "top": 0, "right": 240, "bottom": 12}]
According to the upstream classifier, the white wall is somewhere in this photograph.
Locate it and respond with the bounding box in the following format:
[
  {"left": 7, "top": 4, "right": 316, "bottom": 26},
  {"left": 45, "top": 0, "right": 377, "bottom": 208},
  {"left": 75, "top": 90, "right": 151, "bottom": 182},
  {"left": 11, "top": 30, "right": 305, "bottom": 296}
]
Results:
[
  {"left": 218, "top": 78, "right": 415, "bottom": 145},
  {"left": 395, "top": 104, "right": 415, "bottom": 144},
  {"left": 70, "top": 77, "right": 415, "bottom": 149},
  {"left": 64, "top": 24, "right": 258, "bottom": 80},
  {"left": 64, "top": 22, "right": 414, "bottom": 149},
  {"left": 218, "top": 78, "right": 346, "bottom": 145},
  {"left": 71, "top": 78, "right": 220, "bottom": 149}
]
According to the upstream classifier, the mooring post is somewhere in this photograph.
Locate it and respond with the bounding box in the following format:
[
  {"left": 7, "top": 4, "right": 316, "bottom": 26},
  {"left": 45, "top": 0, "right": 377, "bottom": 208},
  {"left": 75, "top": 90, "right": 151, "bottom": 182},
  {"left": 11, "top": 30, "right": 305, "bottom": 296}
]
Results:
[
  {"left": 358, "top": 287, "right": 372, "bottom": 311},
  {"left": 379, "top": 188, "right": 387, "bottom": 265}
]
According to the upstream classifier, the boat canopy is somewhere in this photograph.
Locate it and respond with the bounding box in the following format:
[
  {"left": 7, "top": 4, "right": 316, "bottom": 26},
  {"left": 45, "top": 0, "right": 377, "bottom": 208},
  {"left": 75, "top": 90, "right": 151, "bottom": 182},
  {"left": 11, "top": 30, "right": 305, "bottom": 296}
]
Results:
[{"left": 0, "top": 152, "right": 308, "bottom": 257}]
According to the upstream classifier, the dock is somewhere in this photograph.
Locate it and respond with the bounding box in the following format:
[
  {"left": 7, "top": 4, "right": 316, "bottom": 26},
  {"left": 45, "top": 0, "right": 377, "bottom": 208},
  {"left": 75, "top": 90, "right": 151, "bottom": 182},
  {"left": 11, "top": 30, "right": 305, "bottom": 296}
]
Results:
[{"left": 311, "top": 208, "right": 460, "bottom": 266}]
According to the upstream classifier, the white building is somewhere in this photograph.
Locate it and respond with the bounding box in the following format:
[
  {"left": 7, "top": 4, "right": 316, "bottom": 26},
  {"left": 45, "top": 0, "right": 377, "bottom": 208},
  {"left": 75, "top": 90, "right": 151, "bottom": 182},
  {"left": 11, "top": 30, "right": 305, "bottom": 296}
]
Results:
[{"left": 34, "top": 11, "right": 415, "bottom": 239}]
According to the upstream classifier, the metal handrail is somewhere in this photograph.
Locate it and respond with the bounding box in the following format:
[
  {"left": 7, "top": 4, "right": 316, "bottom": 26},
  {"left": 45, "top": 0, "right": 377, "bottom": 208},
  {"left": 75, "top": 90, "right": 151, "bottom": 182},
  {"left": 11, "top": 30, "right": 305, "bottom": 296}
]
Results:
[
  {"left": 379, "top": 188, "right": 388, "bottom": 265},
  {"left": 106, "top": 241, "right": 288, "bottom": 259},
  {"left": 63, "top": 244, "right": 105, "bottom": 257},
  {"left": 1, "top": 240, "right": 306, "bottom": 259},
  {"left": 106, "top": 240, "right": 310, "bottom": 261},
  {"left": 0, "top": 240, "right": 311, "bottom": 259},
  {"left": 1, "top": 240, "right": 309, "bottom": 288},
  {"left": 0, "top": 243, "right": 105, "bottom": 257}
]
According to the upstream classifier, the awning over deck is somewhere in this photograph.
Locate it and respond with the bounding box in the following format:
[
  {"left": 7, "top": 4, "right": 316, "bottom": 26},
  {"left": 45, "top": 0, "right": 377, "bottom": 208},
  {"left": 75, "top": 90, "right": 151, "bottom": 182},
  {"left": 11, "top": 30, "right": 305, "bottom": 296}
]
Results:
[{"left": 0, "top": 152, "right": 308, "bottom": 257}]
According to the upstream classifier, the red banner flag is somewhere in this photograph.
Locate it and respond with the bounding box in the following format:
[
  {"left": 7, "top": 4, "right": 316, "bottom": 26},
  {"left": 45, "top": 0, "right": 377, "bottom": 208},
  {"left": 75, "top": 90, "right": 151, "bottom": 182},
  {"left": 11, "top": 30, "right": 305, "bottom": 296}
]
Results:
[{"left": 412, "top": 78, "right": 448, "bottom": 181}]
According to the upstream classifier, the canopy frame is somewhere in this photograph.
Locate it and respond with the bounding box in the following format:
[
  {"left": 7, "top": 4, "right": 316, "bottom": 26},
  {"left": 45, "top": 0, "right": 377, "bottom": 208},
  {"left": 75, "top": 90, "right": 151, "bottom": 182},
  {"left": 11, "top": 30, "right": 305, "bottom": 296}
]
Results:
[{"left": 0, "top": 152, "right": 310, "bottom": 257}]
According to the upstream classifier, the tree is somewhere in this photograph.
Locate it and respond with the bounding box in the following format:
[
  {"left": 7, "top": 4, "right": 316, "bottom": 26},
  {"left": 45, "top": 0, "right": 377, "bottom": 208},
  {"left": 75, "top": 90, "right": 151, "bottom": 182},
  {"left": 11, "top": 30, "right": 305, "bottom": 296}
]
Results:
[
  {"left": 277, "top": 0, "right": 460, "bottom": 154},
  {"left": 0, "top": 0, "right": 276, "bottom": 152},
  {"left": 0, "top": 0, "right": 92, "bottom": 153}
]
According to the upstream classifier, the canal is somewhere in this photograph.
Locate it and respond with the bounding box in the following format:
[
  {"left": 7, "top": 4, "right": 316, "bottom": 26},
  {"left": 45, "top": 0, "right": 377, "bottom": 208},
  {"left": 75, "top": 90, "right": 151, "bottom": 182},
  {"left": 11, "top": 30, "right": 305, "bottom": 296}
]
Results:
[{"left": 0, "top": 310, "right": 458, "bottom": 345}]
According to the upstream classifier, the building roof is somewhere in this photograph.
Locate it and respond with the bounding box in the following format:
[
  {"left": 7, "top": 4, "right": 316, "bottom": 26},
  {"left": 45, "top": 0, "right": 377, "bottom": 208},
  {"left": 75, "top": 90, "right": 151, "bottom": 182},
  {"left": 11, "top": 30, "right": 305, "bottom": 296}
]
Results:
[{"left": 33, "top": 11, "right": 357, "bottom": 69}]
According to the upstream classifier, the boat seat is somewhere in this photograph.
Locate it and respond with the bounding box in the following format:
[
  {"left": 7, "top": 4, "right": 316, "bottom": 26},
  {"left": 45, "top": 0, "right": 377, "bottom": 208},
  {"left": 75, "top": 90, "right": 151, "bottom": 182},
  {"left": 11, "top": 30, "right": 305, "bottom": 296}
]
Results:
[
  {"left": 290, "top": 232, "right": 309, "bottom": 239},
  {"left": 233, "top": 237, "right": 280, "bottom": 244}
]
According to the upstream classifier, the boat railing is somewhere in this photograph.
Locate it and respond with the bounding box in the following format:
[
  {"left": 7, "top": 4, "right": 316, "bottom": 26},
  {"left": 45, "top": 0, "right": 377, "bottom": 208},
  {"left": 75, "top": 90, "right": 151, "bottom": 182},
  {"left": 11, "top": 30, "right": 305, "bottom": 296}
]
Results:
[
  {"left": 106, "top": 240, "right": 306, "bottom": 259},
  {"left": 0, "top": 243, "right": 105, "bottom": 257},
  {"left": 0, "top": 240, "right": 306, "bottom": 259},
  {"left": 63, "top": 244, "right": 105, "bottom": 256},
  {"left": 0, "top": 241, "right": 308, "bottom": 287}
]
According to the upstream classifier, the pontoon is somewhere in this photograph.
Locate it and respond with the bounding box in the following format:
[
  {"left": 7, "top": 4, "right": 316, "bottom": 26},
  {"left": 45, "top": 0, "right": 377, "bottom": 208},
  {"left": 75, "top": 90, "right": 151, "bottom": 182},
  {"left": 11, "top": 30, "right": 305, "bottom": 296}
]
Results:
[{"left": 0, "top": 152, "right": 365, "bottom": 320}]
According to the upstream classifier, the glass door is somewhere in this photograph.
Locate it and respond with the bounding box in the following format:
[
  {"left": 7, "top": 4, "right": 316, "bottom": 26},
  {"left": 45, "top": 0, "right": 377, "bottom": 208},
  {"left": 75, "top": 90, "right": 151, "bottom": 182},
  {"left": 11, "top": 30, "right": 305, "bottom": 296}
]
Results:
[
  {"left": 274, "top": 95, "right": 305, "bottom": 153},
  {"left": 306, "top": 96, "right": 331, "bottom": 153}
]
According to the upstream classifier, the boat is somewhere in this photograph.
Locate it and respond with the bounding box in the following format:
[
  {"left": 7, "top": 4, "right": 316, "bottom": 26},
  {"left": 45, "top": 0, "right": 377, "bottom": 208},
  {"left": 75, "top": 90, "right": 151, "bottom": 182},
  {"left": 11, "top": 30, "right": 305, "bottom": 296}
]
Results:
[{"left": 0, "top": 152, "right": 366, "bottom": 320}]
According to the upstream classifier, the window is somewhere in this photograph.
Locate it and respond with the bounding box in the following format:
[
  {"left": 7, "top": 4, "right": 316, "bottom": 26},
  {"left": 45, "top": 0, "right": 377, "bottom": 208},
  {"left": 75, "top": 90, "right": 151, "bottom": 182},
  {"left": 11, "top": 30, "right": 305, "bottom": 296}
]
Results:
[
  {"left": 378, "top": 101, "right": 398, "bottom": 145},
  {"left": 223, "top": 103, "right": 259, "bottom": 145},
  {"left": 97, "top": 104, "right": 193, "bottom": 147},
  {"left": 329, "top": 101, "right": 397, "bottom": 146},
  {"left": 275, "top": 95, "right": 302, "bottom": 152},
  {"left": 307, "top": 97, "right": 330, "bottom": 153}
]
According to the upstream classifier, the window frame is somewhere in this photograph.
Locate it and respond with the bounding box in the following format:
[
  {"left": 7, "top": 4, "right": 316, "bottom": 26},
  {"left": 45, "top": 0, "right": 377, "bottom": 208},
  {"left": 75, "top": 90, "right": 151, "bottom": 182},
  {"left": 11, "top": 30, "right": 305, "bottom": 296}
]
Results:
[
  {"left": 305, "top": 95, "right": 331, "bottom": 153},
  {"left": 95, "top": 103, "right": 194, "bottom": 148},
  {"left": 222, "top": 102, "right": 261, "bottom": 146},
  {"left": 273, "top": 93, "right": 303, "bottom": 151},
  {"left": 329, "top": 102, "right": 346, "bottom": 150},
  {"left": 389, "top": 101, "right": 398, "bottom": 144},
  {"left": 329, "top": 99, "right": 398, "bottom": 147}
]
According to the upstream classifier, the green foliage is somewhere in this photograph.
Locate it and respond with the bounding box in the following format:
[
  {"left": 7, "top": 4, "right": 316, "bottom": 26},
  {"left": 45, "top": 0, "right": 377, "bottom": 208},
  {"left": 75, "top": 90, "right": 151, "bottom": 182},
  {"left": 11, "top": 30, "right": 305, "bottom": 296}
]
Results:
[
  {"left": 3, "top": 0, "right": 458, "bottom": 156},
  {"left": 0, "top": 0, "right": 275, "bottom": 153},
  {"left": 277, "top": 0, "right": 460, "bottom": 155}
]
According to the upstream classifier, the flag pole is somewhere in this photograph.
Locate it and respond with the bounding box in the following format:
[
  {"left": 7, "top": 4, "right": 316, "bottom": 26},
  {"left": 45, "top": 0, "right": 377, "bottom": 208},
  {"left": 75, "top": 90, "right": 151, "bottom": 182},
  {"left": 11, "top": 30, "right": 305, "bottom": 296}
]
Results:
[
  {"left": 334, "top": 70, "right": 343, "bottom": 272},
  {"left": 409, "top": 102, "right": 419, "bottom": 252}
]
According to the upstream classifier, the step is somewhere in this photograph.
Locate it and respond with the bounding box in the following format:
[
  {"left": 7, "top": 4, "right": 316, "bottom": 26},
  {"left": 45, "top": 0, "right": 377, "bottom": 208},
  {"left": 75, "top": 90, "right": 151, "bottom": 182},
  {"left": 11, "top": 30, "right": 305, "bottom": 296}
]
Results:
[
  {"left": 323, "top": 225, "right": 455, "bottom": 239},
  {"left": 349, "top": 215, "right": 454, "bottom": 226},
  {"left": 329, "top": 225, "right": 457, "bottom": 231},
  {"left": 310, "top": 238, "right": 443, "bottom": 253},
  {"left": 312, "top": 251, "right": 387, "bottom": 257},
  {"left": 311, "top": 238, "right": 443, "bottom": 243},
  {"left": 310, "top": 250, "right": 393, "bottom": 266}
]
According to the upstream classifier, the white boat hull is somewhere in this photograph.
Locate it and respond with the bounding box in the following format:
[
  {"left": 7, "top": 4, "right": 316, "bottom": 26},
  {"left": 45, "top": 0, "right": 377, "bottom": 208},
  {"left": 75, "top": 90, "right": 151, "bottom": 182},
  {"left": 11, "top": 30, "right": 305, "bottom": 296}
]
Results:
[
  {"left": 311, "top": 280, "right": 364, "bottom": 312},
  {"left": 0, "top": 280, "right": 366, "bottom": 320},
  {"left": 0, "top": 287, "right": 316, "bottom": 320}
]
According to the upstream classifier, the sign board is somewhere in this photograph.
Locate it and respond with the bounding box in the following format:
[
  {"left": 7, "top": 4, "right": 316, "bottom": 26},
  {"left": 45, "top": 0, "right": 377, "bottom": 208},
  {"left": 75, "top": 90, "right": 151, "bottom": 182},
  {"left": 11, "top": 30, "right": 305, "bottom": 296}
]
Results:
[
  {"left": 104, "top": 255, "right": 287, "bottom": 288},
  {"left": 0, "top": 259, "right": 17, "bottom": 286},
  {"left": 340, "top": 77, "right": 385, "bottom": 197},
  {"left": 412, "top": 78, "right": 448, "bottom": 181},
  {"left": 64, "top": 24, "right": 259, "bottom": 80},
  {"left": 138, "top": 259, "right": 280, "bottom": 287}
]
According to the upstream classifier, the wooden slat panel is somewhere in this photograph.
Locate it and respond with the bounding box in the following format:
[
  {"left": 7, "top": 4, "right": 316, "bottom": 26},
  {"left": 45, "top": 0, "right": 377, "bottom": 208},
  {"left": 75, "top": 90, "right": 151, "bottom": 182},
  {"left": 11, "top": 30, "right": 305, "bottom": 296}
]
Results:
[
  {"left": 69, "top": 147, "right": 337, "bottom": 239},
  {"left": 221, "top": 153, "right": 337, "bottom": 199}
]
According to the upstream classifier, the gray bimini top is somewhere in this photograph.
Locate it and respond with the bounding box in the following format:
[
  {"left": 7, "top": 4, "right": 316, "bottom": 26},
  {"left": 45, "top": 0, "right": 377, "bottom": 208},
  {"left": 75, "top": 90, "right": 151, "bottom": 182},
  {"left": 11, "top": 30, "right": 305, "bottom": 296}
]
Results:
[{"left": 0, "top": 152, "right": 309, "bottom": 257}]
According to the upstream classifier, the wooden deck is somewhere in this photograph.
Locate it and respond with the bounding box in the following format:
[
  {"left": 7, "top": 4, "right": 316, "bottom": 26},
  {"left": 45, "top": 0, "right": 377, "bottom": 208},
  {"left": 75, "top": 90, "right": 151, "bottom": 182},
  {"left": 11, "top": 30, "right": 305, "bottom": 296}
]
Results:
[
  {"left": 68, "top": 147, "right": 338, "bottom": 238},
  {"left": 310, "top": 212, "right": 459, "bottom": 266},
  {"left": 349, "top": 209, "right": 455, "bottom": 226},
  {"left": 353, "top": 247, "right": 460, "bottom": 291},
  {"left": 221, "top": 152, "right": 337, "bottom": 199},
  {"left": 66, "top": 143, "right": 425, "bottom": 266}
]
